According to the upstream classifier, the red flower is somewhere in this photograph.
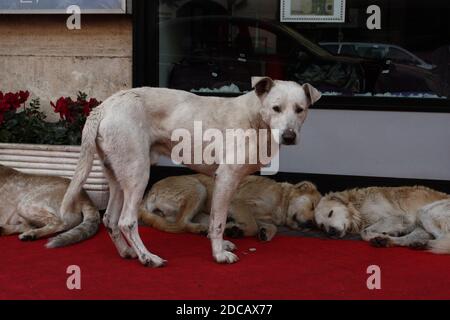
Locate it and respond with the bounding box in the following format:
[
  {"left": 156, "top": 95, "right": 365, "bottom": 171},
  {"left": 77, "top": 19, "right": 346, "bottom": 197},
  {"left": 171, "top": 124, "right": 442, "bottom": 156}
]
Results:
[
  {"left": 0, "top": 99, "right": 9, "bottom": 112},
  {"left": 4, "top": 92, "right": 20, "bottom": 110},
  {"left": 18, "top": 91, "right": 30, "bottom": 104},
  {"left": 0, "top": 90, "right": 31, "bottom": 125},
  {"left": 51, "top": 93, "right": 100, "bottom": 124},
  {"left": 82, "top": 102, "right": 91, "bottom": 117},
  {"left": 88, "top": 98, "right": 99, "bottom": 108},
  {"left": 81, "top": 98, "right": 99, "bottom": 117},
  {"left": 51, "top": 97, "right": 73, "bottom": 122}
]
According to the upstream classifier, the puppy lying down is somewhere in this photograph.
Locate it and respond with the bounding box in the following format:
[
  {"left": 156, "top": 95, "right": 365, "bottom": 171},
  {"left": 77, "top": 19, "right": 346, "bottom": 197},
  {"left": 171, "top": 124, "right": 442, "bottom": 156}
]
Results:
[
  {"left": 0, "top": 165, "right": 100, "bottom": 247},
  {"left": 315, "top": 185, "right": 450, "bottom": 253},
  {"left": 140, "top": 174, "right": 322, "bottom": 241}
]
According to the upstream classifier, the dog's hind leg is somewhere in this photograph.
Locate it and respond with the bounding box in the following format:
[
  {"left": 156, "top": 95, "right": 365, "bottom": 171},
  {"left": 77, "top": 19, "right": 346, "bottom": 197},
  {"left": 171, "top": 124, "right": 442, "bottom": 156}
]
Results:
[
  {"left": 19, "top": 223, "right": 67, "bottom": 241},
  {"left": 141, "top": 184, "right": 209, "bottom": 235},
  {"left": 361, "top": 216, "right": 415, "bottom": 241},
  {"left": 369, "top": 227, "right": 433, "bottom": 249},
  {"left": 102, "top": 168, "right": 137, "bottom": 259},
  {"left": 118, "top": 159, "right": 166, "bottom": 267},
  {"left": 419, "top": 203, "right": 450, "bottom": 239},
  {"left": 177, "top": 185, "right": 209, "bottom": 234},
  {"left": 17, "top": 206, "right": 68, "bottom": 241}
]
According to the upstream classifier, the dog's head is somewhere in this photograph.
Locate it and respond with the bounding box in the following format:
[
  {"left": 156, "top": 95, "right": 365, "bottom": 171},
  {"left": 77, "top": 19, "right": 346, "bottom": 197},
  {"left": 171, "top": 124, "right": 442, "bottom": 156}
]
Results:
[
  {"left": 314, "top": 193, "right": 358, "bottom": 238},
  {"left": 252, "top": 77, "right": 321, "bottom": 146},
  {"left": 286, "top": 181, "right": 322, "bottom": 230}
]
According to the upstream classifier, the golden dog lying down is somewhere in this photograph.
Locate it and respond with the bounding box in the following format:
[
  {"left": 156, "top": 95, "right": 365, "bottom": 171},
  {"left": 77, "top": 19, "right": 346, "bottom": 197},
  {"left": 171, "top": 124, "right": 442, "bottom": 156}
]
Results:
[
  {"left": 315, "top": 185, "right": 450, "bottom": 253},
  {"left": 0, "top": 165, "right": 100, "bottom": 247},
  {"left": 140, "top": 174, "right": 321, "bottom": 241}
]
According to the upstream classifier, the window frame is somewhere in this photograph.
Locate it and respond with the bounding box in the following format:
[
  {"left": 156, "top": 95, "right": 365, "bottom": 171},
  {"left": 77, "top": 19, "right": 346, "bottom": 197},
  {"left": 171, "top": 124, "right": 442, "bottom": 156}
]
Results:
[
  {"left": 0, "top": 0, "right": 127, "bottom": 14},
  {"left": 132, "top": 0, "right": 450, "bottom": 113}
]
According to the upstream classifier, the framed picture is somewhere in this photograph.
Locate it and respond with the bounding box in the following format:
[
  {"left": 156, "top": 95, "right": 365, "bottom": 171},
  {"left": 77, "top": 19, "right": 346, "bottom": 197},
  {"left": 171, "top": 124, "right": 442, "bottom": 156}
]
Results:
[
  {"left": 281, "top": 0, "right": 346, "bottom": 23},
  {"left": 0, "top": 0, "right": 127, "bottom": 14}
]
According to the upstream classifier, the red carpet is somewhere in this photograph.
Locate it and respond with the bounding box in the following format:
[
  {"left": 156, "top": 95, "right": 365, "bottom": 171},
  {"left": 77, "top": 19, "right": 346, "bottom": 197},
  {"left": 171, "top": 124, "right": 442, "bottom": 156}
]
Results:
[{"left": 1, "top": 226, "right": 450, "bottom": 300}]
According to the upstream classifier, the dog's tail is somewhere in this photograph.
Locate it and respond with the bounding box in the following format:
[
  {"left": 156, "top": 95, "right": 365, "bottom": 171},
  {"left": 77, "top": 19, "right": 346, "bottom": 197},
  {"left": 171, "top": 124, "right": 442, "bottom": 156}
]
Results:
[
  {"left": 60, "top": 107, "right": 103, "bottom": 220},
  {"left": 428, "top": 235, "right": 450, "bottom": 254},
  {"left": 47, "top": 197, "right": 100, "bottom": 248}
]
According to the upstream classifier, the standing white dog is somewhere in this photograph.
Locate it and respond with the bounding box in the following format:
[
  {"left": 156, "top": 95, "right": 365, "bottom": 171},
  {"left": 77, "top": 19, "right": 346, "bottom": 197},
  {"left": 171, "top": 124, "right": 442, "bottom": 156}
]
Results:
[{"left": 61, "top": 77, "right": 321, "bottom": 267}]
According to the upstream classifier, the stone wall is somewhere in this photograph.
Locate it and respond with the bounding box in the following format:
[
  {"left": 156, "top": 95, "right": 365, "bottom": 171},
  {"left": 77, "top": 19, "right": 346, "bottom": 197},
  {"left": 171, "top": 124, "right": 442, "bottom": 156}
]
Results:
[{"left": 0, "top": 14, "right": 132, "bottom": 120}]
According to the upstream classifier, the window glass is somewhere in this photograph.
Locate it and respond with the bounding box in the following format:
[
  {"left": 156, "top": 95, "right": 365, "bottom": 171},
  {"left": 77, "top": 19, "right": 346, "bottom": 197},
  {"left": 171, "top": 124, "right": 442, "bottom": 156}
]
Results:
[{"left": 159, "top": 0, "right": 450, "bottom": 100}]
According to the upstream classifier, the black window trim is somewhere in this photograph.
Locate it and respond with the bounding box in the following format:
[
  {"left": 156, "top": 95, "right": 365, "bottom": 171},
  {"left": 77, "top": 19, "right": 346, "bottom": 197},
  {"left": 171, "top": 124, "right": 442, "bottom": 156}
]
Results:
[{"left": 132, "top": 0, "right": 450, "bottom": 114}]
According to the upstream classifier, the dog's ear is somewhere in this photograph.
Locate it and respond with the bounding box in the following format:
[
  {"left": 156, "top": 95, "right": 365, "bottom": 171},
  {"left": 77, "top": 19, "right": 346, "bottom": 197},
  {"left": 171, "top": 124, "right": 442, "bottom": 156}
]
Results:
[
  {"left": 302, "top": 83, "right": 322, "bottom": 106},
  {"left": 252, "top": 76, "right": 274, "bottom": 96},
  {"left": 295, "top": 181, "right": 317, "bottom": 192}
]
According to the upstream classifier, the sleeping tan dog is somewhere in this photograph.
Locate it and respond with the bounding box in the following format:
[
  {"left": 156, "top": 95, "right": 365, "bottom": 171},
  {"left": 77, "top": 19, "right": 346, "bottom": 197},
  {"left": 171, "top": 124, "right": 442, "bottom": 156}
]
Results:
[
  {"left": 0, "top": 165, "right": 100, "bottom": 247},
  {"left": 140, "top": 174, "right": 322, "bottom": 241},
  {"left": 314, "top": 185, "right": 450, "bottom": 252}
]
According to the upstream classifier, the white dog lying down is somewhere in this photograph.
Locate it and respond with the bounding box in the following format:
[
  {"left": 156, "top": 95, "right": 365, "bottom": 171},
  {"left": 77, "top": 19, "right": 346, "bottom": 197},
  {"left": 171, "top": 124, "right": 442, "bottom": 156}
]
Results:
[
  {"left": 0, "top": 165, "right": 100, "bottom": 247},
  {"left": 314, "top": 186, "right": 450, "bottom": 253},
  {"left": 139, "top": 174, "right": 322, "bottom": 241}
]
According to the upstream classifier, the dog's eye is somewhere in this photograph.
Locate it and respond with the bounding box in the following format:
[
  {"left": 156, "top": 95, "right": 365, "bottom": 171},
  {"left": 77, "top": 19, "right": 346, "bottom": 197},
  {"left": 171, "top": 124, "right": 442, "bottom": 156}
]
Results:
[
  {"left": 328, "top": 210, "right": 334, "bottom": 218},
  {"left": 272, "top": 106, "right": 281, "bottom": 113},
  {"left": 295, "top": 106, "right": 304, "bottom": 114}
]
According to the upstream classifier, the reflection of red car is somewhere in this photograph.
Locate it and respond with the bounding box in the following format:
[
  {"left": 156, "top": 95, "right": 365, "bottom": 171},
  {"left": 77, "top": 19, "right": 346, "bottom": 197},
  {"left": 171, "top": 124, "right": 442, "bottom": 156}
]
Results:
[{"left": 160, "top": 16, "right": 441, "bottom": 97}]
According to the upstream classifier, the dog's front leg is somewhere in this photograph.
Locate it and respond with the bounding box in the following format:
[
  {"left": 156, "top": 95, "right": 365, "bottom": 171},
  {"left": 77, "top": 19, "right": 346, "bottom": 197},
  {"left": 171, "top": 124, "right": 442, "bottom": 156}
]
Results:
[{"left": 209, "top": 166, "right": 245, "bottom": 264}]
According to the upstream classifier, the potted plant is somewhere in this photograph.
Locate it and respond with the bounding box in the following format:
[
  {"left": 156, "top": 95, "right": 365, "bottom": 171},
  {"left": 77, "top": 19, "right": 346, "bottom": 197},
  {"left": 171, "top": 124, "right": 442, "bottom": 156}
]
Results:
[{"left": 0, "top": 91, "right": 108, "bottom": 209}]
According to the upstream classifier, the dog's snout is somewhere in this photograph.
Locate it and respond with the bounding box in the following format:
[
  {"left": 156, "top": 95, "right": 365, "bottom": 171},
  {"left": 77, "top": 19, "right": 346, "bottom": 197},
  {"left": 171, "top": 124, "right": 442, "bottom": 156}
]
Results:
[
  {"left": 282, "top": 129, "right": 296, "bottom": 145},
  {"left": 327, "top": 227, "right": 339, "bottom": 237}
]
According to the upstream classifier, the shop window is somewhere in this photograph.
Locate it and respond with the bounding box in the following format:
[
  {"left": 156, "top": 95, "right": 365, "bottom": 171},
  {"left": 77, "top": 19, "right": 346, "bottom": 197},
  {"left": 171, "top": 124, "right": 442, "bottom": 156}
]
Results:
[{"left": 155, "top": 0, "right": 450, "bottom": 106}]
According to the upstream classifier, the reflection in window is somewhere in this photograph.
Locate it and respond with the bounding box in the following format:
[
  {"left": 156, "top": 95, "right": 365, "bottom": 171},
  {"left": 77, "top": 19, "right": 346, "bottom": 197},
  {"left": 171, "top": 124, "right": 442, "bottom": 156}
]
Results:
[{"left": 159, "top": 0, "right": 450, "bottom": 100}]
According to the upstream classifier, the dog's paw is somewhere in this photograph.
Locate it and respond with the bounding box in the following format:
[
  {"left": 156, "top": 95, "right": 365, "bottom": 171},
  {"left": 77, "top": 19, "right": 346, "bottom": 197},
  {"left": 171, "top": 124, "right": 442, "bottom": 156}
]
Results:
[
  {"left": 258, "top": 228, "right": 268, "bottom": 241},
  {"left": 19, "top": 232, "right": 37, "bottom": 241},
  {"left": 369, "top": 236, "right": 391, "bottom": 248},
  {"left": 139, "top": 254, "right": 167, "bottom": 268},
  {"left": 409, "top": 241, "right": 429, "bottom": 250},
  {"left": 214, "top": 250, "right": 239, "bottom": 264},
  {"left": 222, "top": 240, "right": 236, "bottom": 252},
  {"left": 225, "top": 226, "right": 244, "bottom": 238}
]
